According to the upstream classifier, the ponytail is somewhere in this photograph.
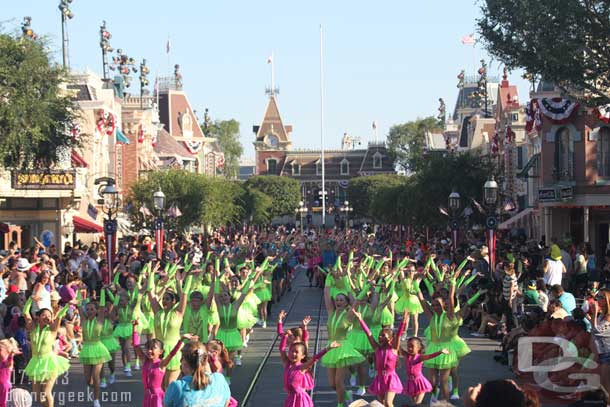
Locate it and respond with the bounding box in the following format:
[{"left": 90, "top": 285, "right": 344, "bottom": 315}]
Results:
[{"left": 183, "top": 342, "right": 210, "bottom": 391}]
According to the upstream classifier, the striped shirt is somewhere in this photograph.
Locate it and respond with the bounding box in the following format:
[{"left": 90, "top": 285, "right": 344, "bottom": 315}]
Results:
[{"left": 502, "top": 274, "right": 517, "bottom": 301}]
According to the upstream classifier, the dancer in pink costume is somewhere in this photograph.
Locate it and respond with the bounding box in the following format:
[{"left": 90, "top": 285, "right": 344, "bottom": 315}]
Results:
[
  {"left": 132, "top": 320, "right": 190, "bottom": 407},
  {"left": 207, "top": 339, "right": 239, "bottom": 407},
  {"left": 279, "top": 334, "right": 340, "bottom": 407},
  {"left": 401, "top": 337, "right": 449, "bottom": 405},
  {"left": 277, "top": 311, "right": 313, "bottom": 390},
  {"left": 352, "top": 309, "right": 407, "bottom": 407},
  {"left": 0, "top": 339, "right": 20, "bottom": 407}
]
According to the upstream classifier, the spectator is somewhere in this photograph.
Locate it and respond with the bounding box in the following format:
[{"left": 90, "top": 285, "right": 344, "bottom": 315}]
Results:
[
  {"left": 523, "top": 281, "right": 539, "bottom": 306},
  {"left": 536, "top": 279, "right": 549, "bottom": 312},
  {"left": 591, "top": 289, "right": 610, "bottom": 398},
  {"left": 548, "top": 299, "right": 569, "bottom": 319},
  {"left": 550, "top": 284, "right": 576, "bottom": 314},
  {"left": 501, "top": 263, "right": 518, "bottom": 329},
  {"left": 543, "top": 245, "right": 566, "bottom": 287},
  {"left": 463, "top": 379, "right": 526, "bottom": 407}
]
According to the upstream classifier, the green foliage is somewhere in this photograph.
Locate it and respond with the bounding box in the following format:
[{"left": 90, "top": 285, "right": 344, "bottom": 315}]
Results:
[
  {"left": 242, "top": 187, "right": 273, "bottom": 225},
  {"left": 127, "top": 170, "right": 243, "bottom": 231},
  {"left": 387, "top": 117, "right": 442, "bottom": 173},
  {"left": 0, "top": 33, "right": 80, "bottom": 168},
  {"left": 478, "top": 0, "right": 610, "bottom": 105},
  {"left": 347, "top": 175, "right": 407, "bottom": 219},
  {"left": 203, "top": 119, "right": 243, "bottom": 179},
  {"left": 244, "top": 175, "right": 301, "bottom": 218}
]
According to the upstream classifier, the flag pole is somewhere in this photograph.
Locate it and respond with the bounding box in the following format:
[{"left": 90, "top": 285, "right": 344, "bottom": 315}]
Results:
[
  {"left": 320, "top": 24, "right": 326, "bottom": 227},
  {"left": 271, "top": 51, "right": 275, "bottom": 95}
]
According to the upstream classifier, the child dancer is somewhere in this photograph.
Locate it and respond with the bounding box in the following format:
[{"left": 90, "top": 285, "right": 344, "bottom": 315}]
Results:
[
  {"left": 131, "top": 320, "right": 188, "bottom": 407},
  {"left": 113, "top": 292, "right": 134, "bottom": 377},
  {"left": 0, "top": 338, "right": 20, "bottom": 407},
  {"left": 280, "top": 335, "right": 340, "bottom": 407},
  {"left": 277, "top": 310, "right": 311, "bottom": 349},
  {"left": 401, "top": 337, "right": 449, "bottom": 405},
  {"left": 352, "top": 309, "right": 406, "bottom": 407},
  {"left": 207, "top": 340, "right": 238, "bottom": 406},
  {"left": 100, "top": 289, "right": 120, "bottom": 388},
  {"left": 80, "top": 301, "right": 112, "bottom": 407}
]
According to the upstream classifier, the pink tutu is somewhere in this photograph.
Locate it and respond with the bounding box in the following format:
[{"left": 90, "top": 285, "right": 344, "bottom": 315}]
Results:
[
  {"left": 284, "top": 390, "right": 313, "bottom": 407},
  {"left": 403, "top": 374, "right": 432, "bottom": 397},
  {"left": 369, "top": 371, "right": 403, "bottom": 395},
  {"left": 302, "top": 372, "right": 314, "bottom": 391},
  {"left": 228, "top": 397, "right": 238, "bottom": 407}
]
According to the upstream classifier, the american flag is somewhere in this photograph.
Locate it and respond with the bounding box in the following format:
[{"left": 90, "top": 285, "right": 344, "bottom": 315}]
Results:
[
  {"left": 439, "top": 207, "right": 449, "bottom": 217},
  {"left": 461, "top": 34, "right": 475, "bottom": 45}
]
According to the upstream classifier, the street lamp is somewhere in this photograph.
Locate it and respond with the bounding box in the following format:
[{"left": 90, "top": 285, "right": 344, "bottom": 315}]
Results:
[
  {"left": 153, "top": 188, "right": 165, "bottom": 259},
  {"left": 448, "top": 191, "right": 460, "bottom": 252},
  {"left": 318, "top": 190, "right": 328, "bottom": 227},
  {"left": 295, "top": 201, "right": 307, "bottom": 234},
  {"left": 96, "top": 177, "right": 120, "bottom": 276},
  {"left": 340, "top": 200, "right": 353, "bottom": 231},
  {"left": 484, "top": 177, "right": 498, "bottom": 277},
  {"left": 99, "top": 21, "right": 113, "bottom": 81},
  {"left": 58, "top": 0, "right": 74, "bottom": 69}
]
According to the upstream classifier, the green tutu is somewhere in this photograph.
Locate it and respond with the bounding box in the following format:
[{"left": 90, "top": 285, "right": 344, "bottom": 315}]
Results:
[
  {"left": 101, "top": 336, "right": 121, "bottom": 354},
  {"left": 25, "top": 354, "right": 70, "bottom": 382},
  {"left": 255, "top": 287, "right": 272, "bottom": 303},
  {"left": 321, "top": 339, "right": 365, "bottom": 368},
  {"left": 380, "top": 307, "right": 394, "bottom": 327},
  {"left": 449, "top": 336, "right": 471, "bottom": 359},
  {"left": 423, "top": 340, "right": 458, "bottom": 369},
  {"left": 164, "top": 341, "right": 182, "bottom": 371},
  {"left": 216, "top": 328, "right": 243, "bottom": 352},
  {"left": 80, "top": 341, "right": 112, "bottom": 365},
  {"left": 347, "top": 326, "right": 381, "bottom": 354},
  {"left": 395, "top": 295, "right": 423, "bottom": 314},
  {"left": 113, "top": 322, "right": 133, "bottom": 339},
  {"left": 237, "top": 305, "right": 258, "bottom": 330}
]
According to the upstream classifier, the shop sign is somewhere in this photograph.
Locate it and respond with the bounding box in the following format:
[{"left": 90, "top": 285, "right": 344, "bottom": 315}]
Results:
[
  {"left": 12, "top": 170, "right": 76, "bottom": 190},
  {"left": 538, "top": 188, "right": 557, "bottom": 202},
  {"left": 559, "top": 186, "right": 573, "bottom": 200}
]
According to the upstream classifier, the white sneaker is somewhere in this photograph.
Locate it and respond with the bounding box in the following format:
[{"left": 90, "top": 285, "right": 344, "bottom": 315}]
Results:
[
  {"left": 262, "top": 321, "right": 267, "bottom": 328},
  {"left": 93, "top": 400, "right": 101, "bottom": 407},
  {"left": 100, "top": 379, "right": 107, "bottom": 389},
  {"left": 349, "top": 373, "right": 357, "bottom": 387},
  {"left": 450, "top": 392, "right": 460, "bottom": 400},
  {"left": 235, "top": 356, "right": 242, "bottom": 366},
  {"left": 400, "top": 333, "right": 408, "bottom": 341},
  {"left": 354, "top": 386, "right": 366, "bottom": 396},
  {"left": 108, "top": 374, "right": 115, "bottom": 384},
  {"left": 125, "top": 368, "right": 132, "bottom": 377},
  {"left": 448, "top": 376, "right": 453, "bottom": 392},
  {"left": 134, "top": 362, "right": 140, "bottom": 371}
]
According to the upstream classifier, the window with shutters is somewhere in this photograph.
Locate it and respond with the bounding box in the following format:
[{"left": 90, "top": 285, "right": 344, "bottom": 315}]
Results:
[
  {"left": 267, "top": 158, "right": 277, "bottom": 174},
  {"left": 554, "top": 127, "right": 573, "bottom": 181},
  {"left": 340, "top": 159, "right": 349, "bottom": 175}
]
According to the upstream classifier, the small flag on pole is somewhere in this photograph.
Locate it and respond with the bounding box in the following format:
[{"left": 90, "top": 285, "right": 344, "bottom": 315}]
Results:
[
  {"left": 471, "top": 198, "right": 485, "bottom": 214},
  {"left": 439, "top": 207, "right": 450, "bottom": 217},
  {"left": 372, "top": 120, "right": 377, "bottom": 130},
  {"left": 461, "top": 34, "right": 475, "bottom": 45},
  {"left": 139, "top": 204, "right": 152, "bottom": 217},
  {"left": 166, "top": 39, "right": 171, "bottom": 54},
  {"left": 267, "top": 55, "right": 273, "bottom": 64}
]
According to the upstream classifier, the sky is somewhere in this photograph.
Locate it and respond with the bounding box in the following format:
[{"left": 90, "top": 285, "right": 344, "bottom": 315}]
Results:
[{"left": 3, "top": 1, "right": 531, "bottom": 160}]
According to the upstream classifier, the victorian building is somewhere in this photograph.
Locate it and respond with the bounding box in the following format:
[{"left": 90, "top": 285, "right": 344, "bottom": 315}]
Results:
[{"left": 253, "top": 94, "right": 395, "bottom": 225}]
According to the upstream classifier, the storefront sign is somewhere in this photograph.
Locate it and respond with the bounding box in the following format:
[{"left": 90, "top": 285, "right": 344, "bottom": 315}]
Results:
[
  {"left": 559, "top": 186, "right": 573, "bottom": 200},
  {"left": 538, "top": 188, "right": 557, "bottom": 202},
  {"left": 12, "top": 170, "right": 76, "bottom": 190}
]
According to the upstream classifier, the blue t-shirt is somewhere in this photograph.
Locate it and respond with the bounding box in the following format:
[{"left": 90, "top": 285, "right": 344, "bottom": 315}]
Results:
[
  {"left": 164, "top": 373, "right": 230, "bottom": 407},
  {"left": 559, "top": 292, "right": 576, "bottom": 314}
]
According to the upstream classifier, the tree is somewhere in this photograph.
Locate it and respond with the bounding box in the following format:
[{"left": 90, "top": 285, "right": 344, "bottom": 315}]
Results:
[
  {"left": 0, "top": 33, "right": 80, "bottom": 168},
  {"left": 203, "top": 119, "right": 243, "bottom": 179},
  {"left": 244, "top": 175, "right": 301, "bottom": 218},
  {"left": 478, "top": 0, "right": 610, "bottom": 105},
  {"left": 387, "top": 117, "right": 442, "bottom": 173},
  {"left": 241, "top": 187, "right": 273, "bottom": 225},
  {"left": 347, "top": 175, "right": 407, "bottom": 220}
]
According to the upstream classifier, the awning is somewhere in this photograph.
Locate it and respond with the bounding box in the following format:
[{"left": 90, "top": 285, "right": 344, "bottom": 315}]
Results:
[
  {"left": 71, "top": 150, "right": 89, "bottom": 167},
  {"left": 499, "top": 207, "right": 537, "bottom": 230},
  {"left": 517, "top": 153, "right": 540, "bottom": 178},
  {"left": 73, "top": 216, "right": 103, "bottom": 233},
  {"left": 116, "top": 128, "right": 130, "bottom": 144}
]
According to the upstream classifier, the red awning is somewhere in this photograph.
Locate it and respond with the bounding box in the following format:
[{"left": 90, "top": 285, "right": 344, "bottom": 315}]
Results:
[
  {"left": 71, "top": 150, "right": 89, "bottom": 168},
  {"left": 73, "top": 216, "right": 103, "bottom": 233}
]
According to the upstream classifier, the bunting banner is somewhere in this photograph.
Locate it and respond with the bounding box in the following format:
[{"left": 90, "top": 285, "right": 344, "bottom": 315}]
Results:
[
  {"left": 138, "top": 124, "right": 145, "bottom": 143},
  {"left": 487, "top": 228, "right": 497, "bottom": 276},
  {"left": 538, "top": 98, "right": 579, "bottom": 123},
  {"left": 184, "top": 140, "right": 203, "bottom": 155},
  {"left": 596, "top": 104, "right": 610, "bottom": 124},
  {"left": 215, "top": 153, "right": 225, "bottom": 170},
  {"left": 96, "top": 110, "right": 116, "bottom": 136}
]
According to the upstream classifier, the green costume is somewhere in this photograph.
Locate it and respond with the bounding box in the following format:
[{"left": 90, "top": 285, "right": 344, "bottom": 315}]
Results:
[
  {"left": 25, "top": 325, "right": 70, "bottom": 382},
  {"left": 321, "top": 308, "right": 365, "bottom": 368},
  {"left": 80, "top": 318, "right": 112, "bottom": 365}
]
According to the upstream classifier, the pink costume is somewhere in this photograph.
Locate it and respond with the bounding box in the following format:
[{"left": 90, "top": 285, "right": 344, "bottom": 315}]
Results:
[
  {"left": 0, "top": 355, "right": 12, "bottom": 407},
  {"left": 403, "top": 351, "right": 443, "bottom": 397},
  {"left": 133, "top": 329, "right": 181, "bottom": 407},
  {"left": 279, "top": 332, "right": 328, "bottom": 407},
  {"left": 360, "top": 318, "right": 405, "bottom": 396},
  {"left": 277, "top": 321, "right": 313, "bottom": 390}
]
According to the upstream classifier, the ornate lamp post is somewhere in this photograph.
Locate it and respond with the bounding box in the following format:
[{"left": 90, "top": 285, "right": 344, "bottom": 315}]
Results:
[
  {"left": 484, "top": 177, "right": 499, "bottom": 276},
  {"left": 96, "top": 178, "right": 120, "bottom": 277},
  {"left": 58, "top": 0, "right": 74, "bottom": 68},
  {"left": 139, "top": 58, "right": 150, "bottom": 107},
  {"left": 448, "top": 191, "right": 461, "bottom": 253},
  {"left": 109, "top": 49, "right": 138, "bottom": 89},
  {"left": 340, "top": 200, "right": 353, "bottom": 231},
  {"left": 21, "top": 17, "right": 37, "bottom": 39},
  {"left": 295, "top": 201, "right": 307, "bottom": 234},
  {"left": 99, "top": 21, "right": 113, "bottom": 81},
  {"left": 318, "top": 189, "right": 328, "bottom": 227},
  {"left": 153, "top": 188, "right": 165, "bottom": 260}
]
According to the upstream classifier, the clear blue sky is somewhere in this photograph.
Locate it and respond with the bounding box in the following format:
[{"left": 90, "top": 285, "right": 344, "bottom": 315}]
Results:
[{"left": 3, "top": 1, "right": 530, "bottom": 159}]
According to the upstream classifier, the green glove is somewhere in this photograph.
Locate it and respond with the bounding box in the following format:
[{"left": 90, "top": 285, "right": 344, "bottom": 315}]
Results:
[
  {"left": 467, "top": 290, "right": 484, "bottom": 306},
  {"left": 56, "top": 304, "right": 70, "bottom": 320},
  {"left": 23, "top": 297, "right": 33, "bottom": 316},
  {"left": 460, "top": 273, "right": 477, "bottom": 288},
  {"left": 100, "top": 288, "right": 106, "bottom": 308}
]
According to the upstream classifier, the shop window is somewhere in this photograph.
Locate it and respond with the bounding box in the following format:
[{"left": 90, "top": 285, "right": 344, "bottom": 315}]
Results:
[
  {"left": 554, "top": 127, "right": 573, "bottom": 181},
  {"left": 340, "top": 159, "right": 349, "bottom": 175},
  {"left": 598, "top": 127, "right": 610, "bottom": 177},
  {"left": 292, "top": 162, "right": 300, "bottom": 176}
]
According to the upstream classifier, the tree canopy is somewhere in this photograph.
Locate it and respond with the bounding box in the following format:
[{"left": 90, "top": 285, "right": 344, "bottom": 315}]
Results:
[
  {"left": 0, "top": 33, "right": 80, "bottom": 168},
  {"left": 203, "top": 119, "right": 243, "bottom": 179},
  {"left": 347, "top": 174, "right": 407, "bottom": 220},
  {"left": 244, "top": 175, "right": 301, "bottom": 218},
  {"left": 478, "top": 0, "right": 610, "bottom": 105},
  {"left": 387, "top": 117, "right": 442, "bottom": 173}
]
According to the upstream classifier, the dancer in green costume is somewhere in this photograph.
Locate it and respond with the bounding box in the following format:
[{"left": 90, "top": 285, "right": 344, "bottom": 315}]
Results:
[
  {"left": 99, "top": 288, "right": 120, "bottom": 389},
  {"left": 147, "top": 263, "right": 189, "bottom": 390},
  {"left": 23, "top": 297, "right": 70, "bottom": 407},
  {"left": 395, "top": 264, "right": 424, "bottom": 337},
  {"left": 182, "top": 270, "right": 216, "bottom": 343},
  {"left": 321, "top": 287, "right": 365, "bottom": 407},
  {"left": 80, "top": 300, "right": 112, "bottom": 407}
]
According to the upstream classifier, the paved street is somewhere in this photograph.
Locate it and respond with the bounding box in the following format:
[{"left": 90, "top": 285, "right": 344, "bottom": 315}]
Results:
[{"left": 17, "top": 269, "right": 514, "bottom": 407}]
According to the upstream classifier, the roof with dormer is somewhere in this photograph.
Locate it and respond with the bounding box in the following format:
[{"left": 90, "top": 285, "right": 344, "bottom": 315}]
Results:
[{"left": 253, "top": 95, "right": 292, "bottom": 145}]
